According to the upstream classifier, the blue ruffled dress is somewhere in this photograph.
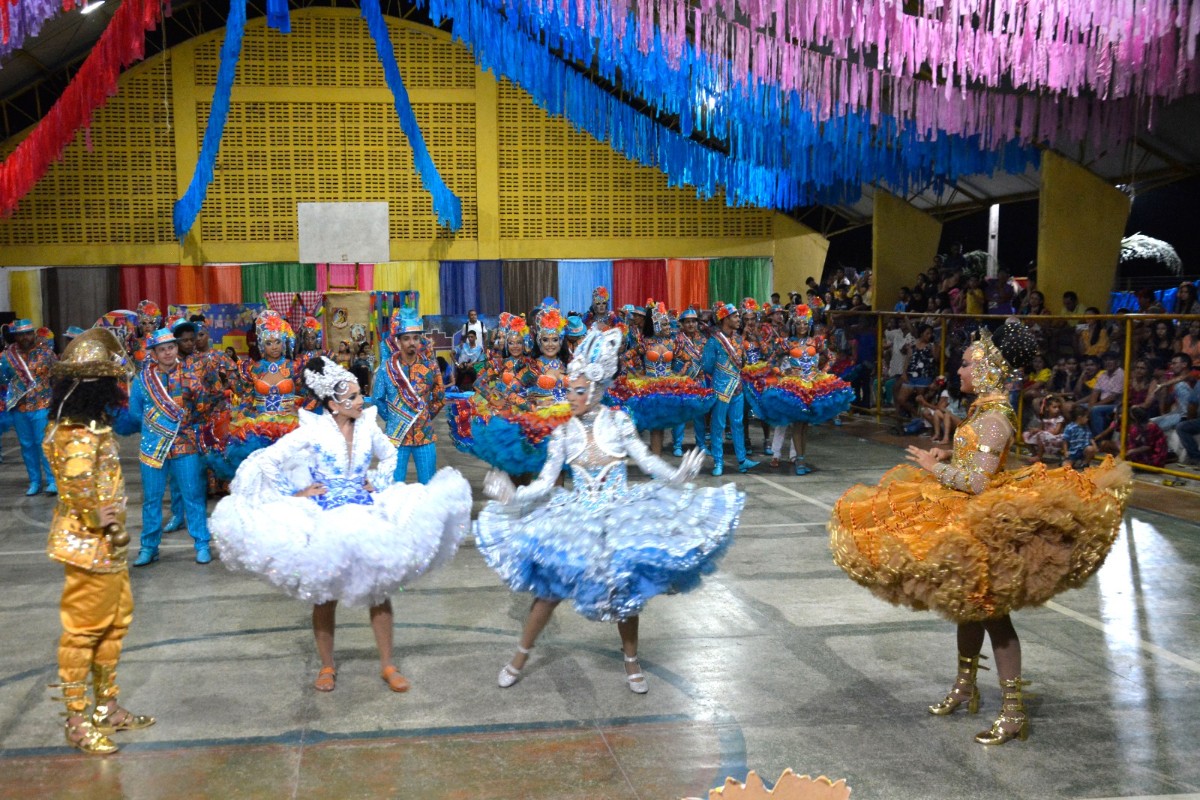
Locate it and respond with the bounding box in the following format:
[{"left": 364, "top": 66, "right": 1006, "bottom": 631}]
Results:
[{"left": 474, "top": 407, "right": 743, "bottom": 622}]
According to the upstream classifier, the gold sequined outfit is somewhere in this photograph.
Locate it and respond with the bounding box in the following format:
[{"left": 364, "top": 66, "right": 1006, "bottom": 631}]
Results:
[
  {"left": 43, "top": 420, "right": 133, "bottom": 714},
  {"left": 829, "top": 395, "right": 1132, "bottom": 622}
]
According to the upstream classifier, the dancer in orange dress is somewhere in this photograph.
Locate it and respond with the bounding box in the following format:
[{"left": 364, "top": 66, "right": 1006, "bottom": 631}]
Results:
[{"left": 830, "top": 320, "right": 1131, "bottom": 745}]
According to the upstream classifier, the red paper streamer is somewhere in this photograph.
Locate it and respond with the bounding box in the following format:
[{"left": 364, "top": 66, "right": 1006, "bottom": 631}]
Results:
[{"left": 0, "top": 0, "right": 162, "bottom": 217}]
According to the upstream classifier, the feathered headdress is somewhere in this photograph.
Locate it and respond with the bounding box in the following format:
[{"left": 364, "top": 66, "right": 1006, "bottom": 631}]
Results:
[
  {"left": 302, "top": 315, "right": 323, "bottom": 347},
  {"left": 650, "top": 300, "right": 670, "bottom": 334},
  {"left": 255, "top": 310, "right": 295, "bottom": 346},
  {"left": 792, "top": 304, "right": 813, "bottom": 324},
  {"left": 136, "top": 300, "right": 162, "bottom": 324},
  {"left": 592, "top": 286, "right": 610, "bottom": 305},
  {"left": 536, "top": 301, "right": 566, "bottom": 336}
]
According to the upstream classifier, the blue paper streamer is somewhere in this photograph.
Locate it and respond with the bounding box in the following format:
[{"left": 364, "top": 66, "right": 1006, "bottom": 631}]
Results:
[
  {"left": 173, "top": 0, "right": 247, "bottom": 240},
  {"left": 422, "top": 0, "right": 1041, "bottom": 211},
  {"left": 265, "top": 0, "right": 290, "bottom": 33},
  {"left": 361, "top": 0, "right": 463, "bottom": 231}
]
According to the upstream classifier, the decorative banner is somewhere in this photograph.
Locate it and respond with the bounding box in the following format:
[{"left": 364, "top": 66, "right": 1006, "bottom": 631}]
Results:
[
  {"left": 324, "top": 291, "right": 374, "bottom": 362},
  {"left": 169, "top": 303, "right": 265, "bottom": 356}
]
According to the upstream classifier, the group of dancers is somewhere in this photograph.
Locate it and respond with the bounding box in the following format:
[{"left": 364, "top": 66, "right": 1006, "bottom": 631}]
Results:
[
  {"left": 448, "top": 289, "right": 855, "bottom": 480},
  {"left": 19, "top": 291, "right": 1131, "bottom": 758}
]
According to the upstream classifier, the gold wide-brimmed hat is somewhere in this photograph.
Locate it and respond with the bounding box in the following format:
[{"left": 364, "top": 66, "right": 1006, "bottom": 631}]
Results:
[{"left": 52, "top": 327, "right": 132, "bottom": 379}]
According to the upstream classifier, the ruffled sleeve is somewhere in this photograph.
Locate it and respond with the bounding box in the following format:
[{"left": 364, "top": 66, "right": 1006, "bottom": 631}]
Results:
[
  {"left": 229, "top": 425, "right": 313, "bottom": 504},
  {"left": 513, "top": 425, "right": 566, "bottom": 504},
  {"left": 934, "top": 409, "right": 1012, "bottom": 495},
  {"left": 615, "top": 409, "right": 676, "bottom": 481}
]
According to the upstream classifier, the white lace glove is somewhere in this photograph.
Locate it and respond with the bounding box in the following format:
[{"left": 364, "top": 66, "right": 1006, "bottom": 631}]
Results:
[
  {"left": 668, "top": 448, "right": 706, "bottom": 485},
  {"left": 484, "top": 469, "right": 517, "bottom": 504}
]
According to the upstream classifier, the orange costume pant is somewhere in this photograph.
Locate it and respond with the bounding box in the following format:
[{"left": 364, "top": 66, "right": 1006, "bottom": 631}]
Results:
[{"left": 58, "top": 565, "right": 133, "bottom": 712}]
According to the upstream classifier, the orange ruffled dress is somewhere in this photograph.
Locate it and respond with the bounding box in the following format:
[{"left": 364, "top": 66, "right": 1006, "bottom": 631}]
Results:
[{"left": 829, "top": 398, "right": 1132, "bottom": 623}]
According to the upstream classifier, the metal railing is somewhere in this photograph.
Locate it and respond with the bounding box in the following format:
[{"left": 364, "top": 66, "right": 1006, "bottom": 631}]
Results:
[{"left": 824, "top": 309, "right": 1200, "bottom": 483}]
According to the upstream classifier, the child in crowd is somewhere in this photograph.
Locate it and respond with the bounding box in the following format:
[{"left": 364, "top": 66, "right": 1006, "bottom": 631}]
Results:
[
  {"left": 931, "top": 383, "right": 970, "bottom": 445},
  {"left": 1096, "top": 406, "right": 1168, "bottom": 467},
  {"left": 912, "top": 376, "right": 948, "bottom": 437},
  {"left": 1023, "top": 394, "right": 1067, "bottom": 462},
  {"left": 1062, "top": 405, "right": 1095, "bottom": 469}
]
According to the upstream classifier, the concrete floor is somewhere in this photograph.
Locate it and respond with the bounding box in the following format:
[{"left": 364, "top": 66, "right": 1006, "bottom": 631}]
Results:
[{"left": 0, "top": 422, "right": 1197, "bottom": 800}]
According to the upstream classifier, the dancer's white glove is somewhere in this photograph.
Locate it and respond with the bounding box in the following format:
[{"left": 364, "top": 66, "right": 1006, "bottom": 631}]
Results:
[
  {"left": 669, "top": 448, "right": 705, "bottom": 485},
  {"left": 484, "top": 469, "right": 517, "bottom": 504}
]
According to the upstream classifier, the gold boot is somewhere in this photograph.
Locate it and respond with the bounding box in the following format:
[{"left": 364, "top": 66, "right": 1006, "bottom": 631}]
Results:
[
  {"left": 928, "top": 654, "right": 987, "bottom": 716},
  {"left": 50, "top": 680, "right": 118, "bottom": 755},
  {"left": 90, "top": 664, "right": 156, "bottom": 734},
  {"left": 974, "top": 677, "right": 1030, "bottom": 745}
]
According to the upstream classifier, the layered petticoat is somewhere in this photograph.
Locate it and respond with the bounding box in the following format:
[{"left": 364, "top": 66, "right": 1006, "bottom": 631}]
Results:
[
  {"left": 211, "top": 408, "right": 471, "bottom": 607},
  {"left": 829, "top": 458, "right": 1132, "bottom": 623},
  {"left": 605, "top": 375, "right": 715, "bottom": 431},
  {"left": 447, "top": 391, "right": 570, "bottom": 475},
  {"left": 475, "top": 463, "right": 744, "bottom": 622},
  {"left": 744, "top": 372, "right": 854, "bottom": 427}
]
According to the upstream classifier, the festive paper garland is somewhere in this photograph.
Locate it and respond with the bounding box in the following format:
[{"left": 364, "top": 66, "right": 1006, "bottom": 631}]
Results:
[{"left": 0, "top": 0, "right": 163, "bottom": 218}]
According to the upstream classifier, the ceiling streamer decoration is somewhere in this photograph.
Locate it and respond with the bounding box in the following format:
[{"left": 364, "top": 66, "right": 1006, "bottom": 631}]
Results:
[
  {"left": 426, "top": 0, "right": 1040, "bottom": 210},
  {"left": 173, "top": 0, "right": 461, "bottom": 238},
  {"left": 0, "top": 0, "right": 163, "bottom": 218},
  {"left": 1, "top": 0, "right": 74, "bottom": 61}
]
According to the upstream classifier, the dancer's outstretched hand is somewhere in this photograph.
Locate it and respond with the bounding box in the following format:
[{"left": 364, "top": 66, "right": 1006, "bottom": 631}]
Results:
[
  {"left": 484, "top": 469, "right": 516, "bottom": 504},
  {"left": 670, "top": 448, "right": 706, "bottom": 484}
]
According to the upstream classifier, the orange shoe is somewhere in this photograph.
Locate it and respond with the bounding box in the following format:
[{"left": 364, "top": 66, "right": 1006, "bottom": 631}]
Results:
[
  {"left": 381, "top": 665, "right": 410, "bottom": 693},
  {"left": 314, "top": 666, "right": 336, "bottom": 692}
]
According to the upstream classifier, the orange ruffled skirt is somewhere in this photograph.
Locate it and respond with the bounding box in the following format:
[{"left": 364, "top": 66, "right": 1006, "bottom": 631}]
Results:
[{"left": 829, "top": 458, "right": 1132, "bottom": 623}]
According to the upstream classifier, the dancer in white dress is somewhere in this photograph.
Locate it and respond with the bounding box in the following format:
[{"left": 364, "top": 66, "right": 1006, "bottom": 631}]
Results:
[{"left": 211, "top": 356, "right": 472, "bottom": 692}]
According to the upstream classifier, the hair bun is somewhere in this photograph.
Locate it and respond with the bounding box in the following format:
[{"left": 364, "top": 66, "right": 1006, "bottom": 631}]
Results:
[{"left": 993, "top": 319, "right": 1038, "bottom": 372}]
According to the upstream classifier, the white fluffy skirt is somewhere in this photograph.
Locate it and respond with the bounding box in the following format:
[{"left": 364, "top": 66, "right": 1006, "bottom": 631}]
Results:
[{"left": 210, "top": 467, "right": 472, "bottom": 607}]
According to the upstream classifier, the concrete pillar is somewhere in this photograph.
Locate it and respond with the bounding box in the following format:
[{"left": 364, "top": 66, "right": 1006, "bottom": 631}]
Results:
[
  {"left": 1037, "top": 151, "right": 1130, "bottom": 314},
  {"left": 772, "top": 215, "right": 829, "bottom": 298},
  {"left": 872, "top": 191, "right": 942, "bottom": 311}
]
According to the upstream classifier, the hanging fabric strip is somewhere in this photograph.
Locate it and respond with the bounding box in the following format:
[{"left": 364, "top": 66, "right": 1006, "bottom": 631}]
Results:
[
  {"left": 0, "top": 0, "right": 163, "bottom": 218},
  {"left": 173, "top": 0, "right": 247, "bottom": 240},
  {"left": 360, "top": 0, "right": 462, "bottom": 231},
  {"left": 0, "top": 0, "right": 76, "bottom": 60},
  {"left": 265, "top": 0, "right": 290, "bottom": 33}
]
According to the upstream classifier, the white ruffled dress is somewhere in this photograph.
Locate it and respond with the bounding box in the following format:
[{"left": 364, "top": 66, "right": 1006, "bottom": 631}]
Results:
[{"left": 211, "top": 407, "right": 471, "bottom": 607}]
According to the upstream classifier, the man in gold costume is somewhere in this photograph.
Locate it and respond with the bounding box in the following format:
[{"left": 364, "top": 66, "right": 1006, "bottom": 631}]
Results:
[{"left": 44, "top": 328, "right": 155, "bottom": 755}]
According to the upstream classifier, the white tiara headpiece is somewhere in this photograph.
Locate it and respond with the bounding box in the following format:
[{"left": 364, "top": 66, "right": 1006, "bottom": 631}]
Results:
[{"left": 304, "top": 360, "right": 357, "bottom": 401}]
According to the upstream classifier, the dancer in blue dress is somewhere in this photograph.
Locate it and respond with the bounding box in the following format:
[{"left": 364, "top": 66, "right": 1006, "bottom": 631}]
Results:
[{"left": 476, "top": 326, "right": 744, "bottom": 694}]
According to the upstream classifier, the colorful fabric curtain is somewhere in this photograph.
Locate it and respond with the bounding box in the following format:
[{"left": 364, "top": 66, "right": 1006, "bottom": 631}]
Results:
[
  {"left": 439, "top": 261, "right": 481, "bottom": 315},
  {"left": 240, "top": 263, "right": 317, "bottom": 305},
  {"left": 120, "top": 265, "right": 179, "bottom": 312},
  {"left": 317, "top": 263, "right": 374, "bottom": 293},
  {"left": 8, "top": 268, "right": 45, "bottom": 327},
  {"left": 45, "top": 267, "right": 120, "bottom": 336},
  {"left": 502, "top": 260, "right": 558, "bottom": 318},
  {"left": 176, "top": 266, "right": 206, "bottom": 304},
  {"left": 708, "top": 258, "right": 773, "bottom": 306},
  {"left": 666, "top": 259, "right": 710, "bottom": 311},
  {"left": 612, "top": 259, "right": 668, "bottom": 309},
  {"left": 374, "top": 261, "right": 441, "bottom": 315},
  {"left": 477, "top": 260, "right": 505, "bottom": 315},
  {"left": 204, "top": 264, "right": 244, "bottom": 304},
  {"left": 557, "top": 260, "right": 613, "bottom": 316}
]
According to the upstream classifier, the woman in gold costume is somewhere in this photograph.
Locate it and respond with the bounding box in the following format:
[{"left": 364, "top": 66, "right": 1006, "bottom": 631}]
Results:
[
  {"left": 44, "top": 328, "right": 155, "bottom": 755},
  {"left": 830, "top": 319, "right": 1131, "bottom": 745}
]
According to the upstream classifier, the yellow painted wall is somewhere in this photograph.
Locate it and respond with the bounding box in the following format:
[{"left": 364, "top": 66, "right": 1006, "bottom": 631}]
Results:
[
  {"left": 872, "top": 191, "right": 942, "bottom": 311},
  {"left": 0, "top": 9, "right": 818, "bottom": 267},
  {"left": 771, "top": 216, "right": 829, "bottom": 297},
  {"left": 1037, "top": 151, "right": 1129, "bottom": 314}
]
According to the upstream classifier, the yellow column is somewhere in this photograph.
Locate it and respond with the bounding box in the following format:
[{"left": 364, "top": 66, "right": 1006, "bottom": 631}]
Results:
[
  {"left": 772, "top": 215, "right": 829, "bottom": 297},
  {"left": 1037, "top": 151, "right": 1130, "bottom": 314},
  {"left": 872, "top": 191, "right": 942, "bottom": 311},
  {"left": 474, "top": 68, "right": 501, "bottom": 261}
]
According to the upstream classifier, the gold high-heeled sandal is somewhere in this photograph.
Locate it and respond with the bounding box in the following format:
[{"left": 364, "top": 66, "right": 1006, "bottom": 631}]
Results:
[
  {"left": 975, "top": 677, "right": 1030, "bottom": 745},
  {"left": 50, "top": 680, "right": 118, "bottom": 755},
  {"left": 928, "top": 654, "right": 987, "bottom": 716}
]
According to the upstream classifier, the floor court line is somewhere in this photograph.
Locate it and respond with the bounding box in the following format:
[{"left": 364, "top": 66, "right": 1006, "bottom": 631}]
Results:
[{"left": 752, "top": 475, "right": 1200, "bottom": 677}]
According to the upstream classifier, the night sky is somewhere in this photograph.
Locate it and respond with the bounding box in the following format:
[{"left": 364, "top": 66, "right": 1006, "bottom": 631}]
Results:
[{"left": 822, "top": 175, "right": 1200, "bottom": 285}]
